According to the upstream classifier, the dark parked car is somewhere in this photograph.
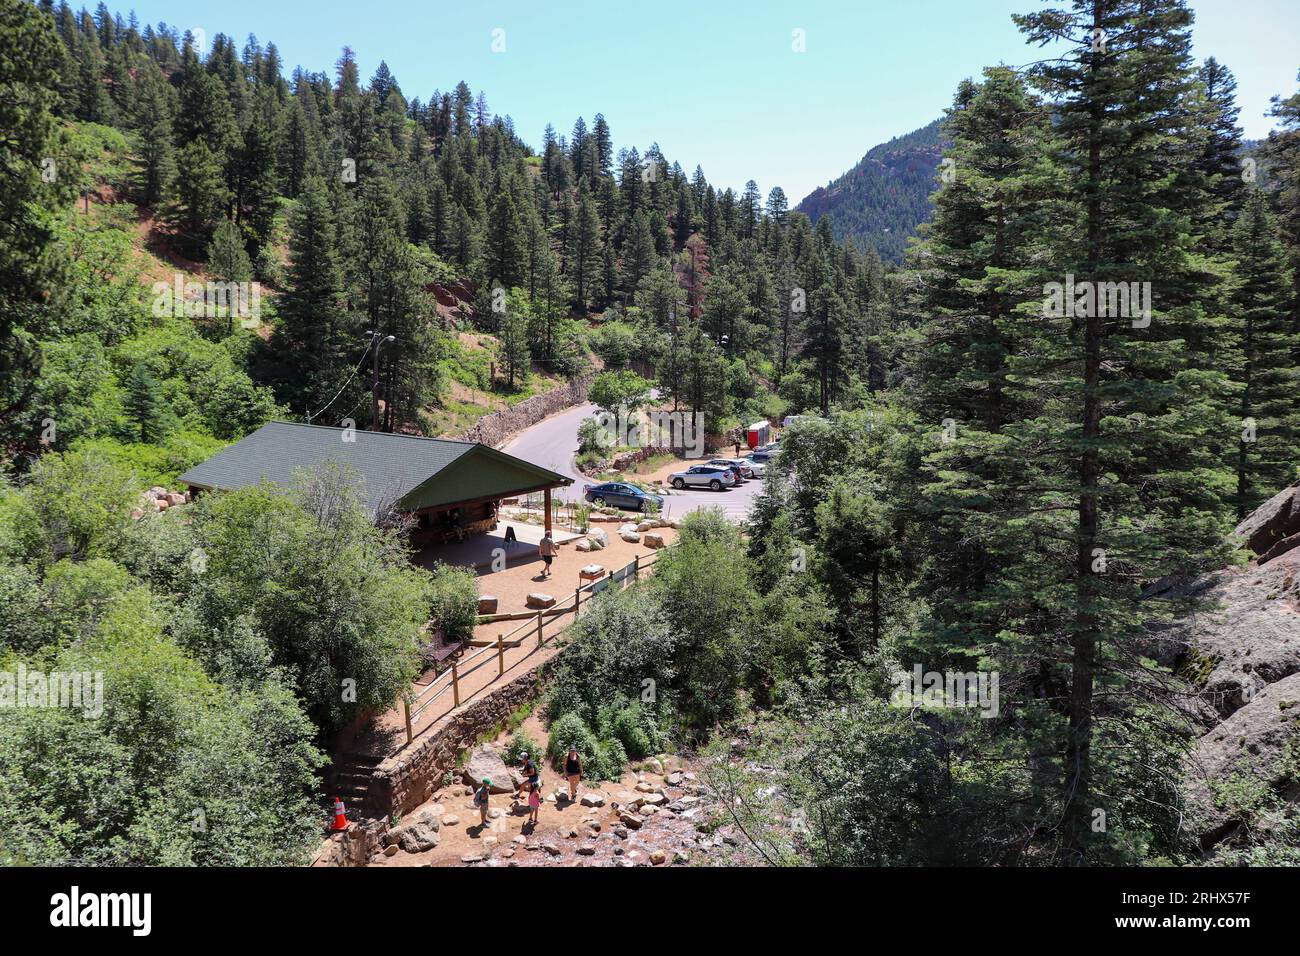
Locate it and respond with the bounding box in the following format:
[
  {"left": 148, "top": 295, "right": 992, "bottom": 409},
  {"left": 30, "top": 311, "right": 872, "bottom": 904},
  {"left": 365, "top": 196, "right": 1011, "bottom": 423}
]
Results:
[{"left": 583, "top": 482, "right": 665, "bottom": 513}]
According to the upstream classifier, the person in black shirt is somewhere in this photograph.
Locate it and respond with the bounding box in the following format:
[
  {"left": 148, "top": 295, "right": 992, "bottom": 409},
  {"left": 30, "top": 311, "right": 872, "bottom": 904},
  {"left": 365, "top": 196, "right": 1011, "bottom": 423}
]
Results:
[
  {"left": 515, "top": 751, "right": 539, "bottom": 802},
  {"left": 564, "top": 745, "right": 583, "bottom": 800}
]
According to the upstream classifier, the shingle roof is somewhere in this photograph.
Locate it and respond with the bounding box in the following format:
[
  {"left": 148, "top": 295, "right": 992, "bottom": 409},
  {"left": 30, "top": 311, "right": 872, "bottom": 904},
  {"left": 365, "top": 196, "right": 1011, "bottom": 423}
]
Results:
[{"left": 178, "top": 421, "right": 567, "bottom": 518}]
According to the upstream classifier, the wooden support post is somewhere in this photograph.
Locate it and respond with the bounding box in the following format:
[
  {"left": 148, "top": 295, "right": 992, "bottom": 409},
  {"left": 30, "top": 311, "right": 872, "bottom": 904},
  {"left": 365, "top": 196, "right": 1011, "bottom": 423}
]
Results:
[
  {"left": 633, "top": 554, "right": 640, "bottom": 582},
  {"left": 574, "top": 586, "right": 581, "bottom": 618},
  {"left": 403, "top": 697, "right": 413, "bottom": 744},
  {"left": 544, "top": 487, "right": 553, "bottom": 536},
  {"left": 451, "top": 660, "right": 460, "bottom": 708},
  {"left": 497, "top": 635, "right": 504, "bottom": 677},
  {"left": 536, "top": 609, "right": 544, "bottom": 648}
]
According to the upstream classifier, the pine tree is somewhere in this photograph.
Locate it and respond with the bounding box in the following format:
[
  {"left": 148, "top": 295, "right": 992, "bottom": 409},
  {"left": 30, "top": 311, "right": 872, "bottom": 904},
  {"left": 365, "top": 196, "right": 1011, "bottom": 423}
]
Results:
[
  {"left": 234, "top": 111, "right": 280, "bottom": 261},
  {"left": 1229, "top": 189, "right": 1300, "bottom": 517},
  {"left": 591, "top": 113, "right": 613, "bottom": 180},
  {"left": 536, "top": 236, "right": 569, "bottom": 368},
  {"left": 208, "top": 218, "right": 254, "bottom": 333},
  {"left": 1193, "top": 58, "right": 1246, "bottom": 252},
  {"left": 276, "top": 174, "right": 349, "bottom": 413},
  {"left": 621, "top": 209, "right": 656, "bottom": 301},
  {"left": 567, "top": 184, "right": 603, "bottom": 312},
  {"left": 1263, "top": 72, "right": 1300, "bottom": 344},
  {"left": 497, "top": 291, "right": 531, "bottom": 388},
  {"left": 801, "top": 276, "right": 847, "bottom": 414},
  {"left": 638, "top": 265, "right": 685, "bottom": 406},
  {"left": 1014, "top": 0, "right": 1236, "bottom": 861},
  {"left": 739, "top": 180, "right": 762, "bottom": 238},
  {"left": 486, "top": 188, "right": 526, "bottom": 288},
  {"left": 136, "top": 80, "right": 175, "bottom": 205},
  {"left": 0, "top": 0, "right": 75, "bottom": 445},
  {"left": 765, "top": 186, "right": 789, "bottom": 226},
  {"left": 124, "top": 362, "right": 174, "bottom": 443},
  {"left": 209, "top": 220, "right": 252, "bottom": 281},
  {"left": 171, "top": 138, "right": 229, "bottom": 255},
  {"left": 903, "top": 69, "right": 1065, "bottom": 847}
]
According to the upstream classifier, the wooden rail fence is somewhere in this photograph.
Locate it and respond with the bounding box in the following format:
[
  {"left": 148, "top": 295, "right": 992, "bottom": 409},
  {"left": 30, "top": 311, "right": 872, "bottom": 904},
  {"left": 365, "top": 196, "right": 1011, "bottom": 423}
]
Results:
[{"left": 401, "top": 550, "right": 663, "bottom": 746}]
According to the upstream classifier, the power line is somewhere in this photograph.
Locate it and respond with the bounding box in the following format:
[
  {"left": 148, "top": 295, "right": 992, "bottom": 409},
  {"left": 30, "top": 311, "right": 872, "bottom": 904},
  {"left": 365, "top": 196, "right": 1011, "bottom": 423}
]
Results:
[{"left": 305, "top": 334, "right": 375, "bottom": 424}]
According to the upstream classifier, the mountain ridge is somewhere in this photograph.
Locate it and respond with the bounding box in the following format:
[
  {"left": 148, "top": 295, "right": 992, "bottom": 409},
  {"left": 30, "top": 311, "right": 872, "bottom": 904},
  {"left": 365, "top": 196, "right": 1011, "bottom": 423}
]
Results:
[{"left": 797, "top": 118, "right": 947, "bottom": 263}]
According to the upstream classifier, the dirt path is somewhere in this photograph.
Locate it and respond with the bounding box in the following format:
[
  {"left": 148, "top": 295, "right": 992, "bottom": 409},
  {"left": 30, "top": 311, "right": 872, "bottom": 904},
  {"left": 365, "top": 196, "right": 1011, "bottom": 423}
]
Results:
[
  {"left": 370, "top": 528, "right": 677, "bottom": 752},
  {"left": 369, "top": 717, "right": 733, "bottom": 868}
]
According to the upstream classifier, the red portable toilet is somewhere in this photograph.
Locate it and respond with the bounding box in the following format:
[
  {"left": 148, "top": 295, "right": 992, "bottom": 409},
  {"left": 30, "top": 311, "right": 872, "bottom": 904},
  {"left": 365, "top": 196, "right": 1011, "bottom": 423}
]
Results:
[{"left": 746, "top": 420, "right": 770, "bottom": 450}]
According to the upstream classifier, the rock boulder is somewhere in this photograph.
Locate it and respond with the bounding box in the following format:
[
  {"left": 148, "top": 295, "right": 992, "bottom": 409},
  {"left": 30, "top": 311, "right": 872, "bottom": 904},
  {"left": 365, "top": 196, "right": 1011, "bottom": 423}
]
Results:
[
  {"left": 461, "top": 745, "right": 521, "bottom": 793},
  {"left": 395, "top": 809, "right": 441, "bottom": 853},
  {"left": 1184, "top": 672, "right": 1300, "bottom": 849},
  {"left": 1233, "top": 479, "right": 1300, "bottom": 562}
]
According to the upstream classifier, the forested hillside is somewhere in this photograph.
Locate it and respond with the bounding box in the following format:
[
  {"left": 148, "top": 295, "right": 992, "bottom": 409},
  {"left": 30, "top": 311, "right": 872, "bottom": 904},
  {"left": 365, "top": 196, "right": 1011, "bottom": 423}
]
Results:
[
  {"left": 0, "top": 0, "right": 891, "bottom": 865},
  {"left": 3, "top": 0, "right": 1300, "bottom": 869},
  {"left": 797, "top": 118, "right": 946, "bottom": 262},
  {"left": 3, "top": 0, "right": 901, "bottom": 473}
]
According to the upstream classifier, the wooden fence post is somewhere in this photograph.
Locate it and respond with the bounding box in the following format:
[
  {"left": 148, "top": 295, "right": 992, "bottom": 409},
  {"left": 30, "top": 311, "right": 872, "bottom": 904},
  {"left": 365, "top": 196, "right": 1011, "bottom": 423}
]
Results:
[
  {"left": 497, "top": 635, "right": 504, "bottom": 677},
  {"left": 451, "top": 660, "right": 460, "bottom": 707},
  {"left": 536, "top": 609, "right": 544, "bottom": 648},
  {"left": 403, "top": 697, "right": 413, "bottom": 745},
  {"left": 574, "top": 586, "right": 581, "bottom": 618},
  {"left": 633, "top": 554, "right": 640, "bottom": 582}
]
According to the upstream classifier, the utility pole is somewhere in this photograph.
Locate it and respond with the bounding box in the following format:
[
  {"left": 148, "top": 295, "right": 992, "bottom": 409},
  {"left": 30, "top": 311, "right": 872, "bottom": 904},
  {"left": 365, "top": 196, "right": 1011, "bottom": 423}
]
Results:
[{"left": 366, "top": 330, "right": 396, "bottom": 431}]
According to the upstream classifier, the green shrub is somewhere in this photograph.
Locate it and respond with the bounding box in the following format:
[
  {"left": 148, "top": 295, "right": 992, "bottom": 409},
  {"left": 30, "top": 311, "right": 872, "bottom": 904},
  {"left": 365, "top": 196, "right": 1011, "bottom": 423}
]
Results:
[
  {"left": 427, "top": 562, "right": 479, "bottom": 643},
  {"left": 545, "top": 586, "right": 677, "bottom": 731},
  {"left": 546, "top": 704, "right": 635, "bottom": 782},
  {"left": 590, "top": 320, "right": 639, "bottom": 369},
  {"left": 590, "top": 737, "right": 628, "bottom": 782},
  {"left": 609, "top": 702, "right": 659, "bottom": 760},
  {"left": 503, "top": 730, "right": 542, "bottom": 766},
  {"left": 577, "top": 416, "right": 613, "bottom": 456},
  {"left": 546, "top": 712, "right": 599, "bottom": 771}
]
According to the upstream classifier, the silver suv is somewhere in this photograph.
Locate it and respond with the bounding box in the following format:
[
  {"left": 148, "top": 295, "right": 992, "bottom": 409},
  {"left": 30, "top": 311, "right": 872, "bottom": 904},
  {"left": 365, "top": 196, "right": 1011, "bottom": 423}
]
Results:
[
  {"left": 669, "top": 465, "right": 736, "bottom": 491},
  {"left": 707, "top": 458, "right": 749, "bottom": 481}
]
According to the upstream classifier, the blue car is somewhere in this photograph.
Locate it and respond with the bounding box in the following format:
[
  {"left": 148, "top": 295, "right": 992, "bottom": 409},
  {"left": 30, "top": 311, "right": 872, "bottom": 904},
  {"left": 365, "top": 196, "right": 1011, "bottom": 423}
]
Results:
[{"left": 583, "top": 482, "right": 665, "bottom": 513}]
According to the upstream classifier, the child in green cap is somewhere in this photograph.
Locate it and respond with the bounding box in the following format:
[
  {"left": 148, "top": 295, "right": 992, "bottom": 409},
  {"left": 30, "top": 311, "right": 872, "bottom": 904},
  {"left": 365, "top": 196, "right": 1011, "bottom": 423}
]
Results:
[{"left": 474, "top": 778, "right": 491, "bottom": 827}]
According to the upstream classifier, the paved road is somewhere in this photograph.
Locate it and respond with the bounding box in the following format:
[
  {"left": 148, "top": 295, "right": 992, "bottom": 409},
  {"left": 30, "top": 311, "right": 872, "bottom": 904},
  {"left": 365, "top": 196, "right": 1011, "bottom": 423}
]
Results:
[{"left": 501, "top": 402, "right": 761, "bottom": 522}]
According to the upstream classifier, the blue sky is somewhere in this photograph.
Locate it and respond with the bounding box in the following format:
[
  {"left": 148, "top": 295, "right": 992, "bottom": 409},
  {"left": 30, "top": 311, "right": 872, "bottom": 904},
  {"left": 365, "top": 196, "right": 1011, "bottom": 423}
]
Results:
[{"left": 118, "top": 0, "right": 1299, "bottom": 202}]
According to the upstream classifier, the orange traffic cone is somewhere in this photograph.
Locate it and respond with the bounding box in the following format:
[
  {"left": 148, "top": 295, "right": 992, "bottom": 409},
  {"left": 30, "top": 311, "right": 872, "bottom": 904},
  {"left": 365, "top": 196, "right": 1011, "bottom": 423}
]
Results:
[{"left": 331, "top": 796, "right": 348, "bottom": 831}]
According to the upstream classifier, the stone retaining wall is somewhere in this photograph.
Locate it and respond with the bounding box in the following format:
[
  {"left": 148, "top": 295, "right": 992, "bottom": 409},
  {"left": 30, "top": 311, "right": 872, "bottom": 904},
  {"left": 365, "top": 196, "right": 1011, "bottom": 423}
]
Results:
[
  {"left": 455, "top": 374, "right": 593, "bottom": 448},
  {"left": 367, "top": 661, "right": 551, "bottom": 819},
  {"left": 311, "top": 818, "right": 388, "bottom": 868}
]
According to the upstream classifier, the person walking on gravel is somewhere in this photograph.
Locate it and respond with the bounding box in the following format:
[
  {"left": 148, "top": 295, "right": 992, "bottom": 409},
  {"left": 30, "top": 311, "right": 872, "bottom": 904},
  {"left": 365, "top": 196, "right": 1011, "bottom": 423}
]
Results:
[
  {"left": 474, "top": 778, "right": 491, "bottom": 827},
  {"left": 515, "top": 751, "right": 539, "bottom": 802},
  {"left": 538, "top": 532, "right": 557, "bottom": 578},
  {"left": 527, "top": 782, "right": 541, "bottom": 826},
  {"left": 564, "top": 745, "right": 583, "bottom": 799}
]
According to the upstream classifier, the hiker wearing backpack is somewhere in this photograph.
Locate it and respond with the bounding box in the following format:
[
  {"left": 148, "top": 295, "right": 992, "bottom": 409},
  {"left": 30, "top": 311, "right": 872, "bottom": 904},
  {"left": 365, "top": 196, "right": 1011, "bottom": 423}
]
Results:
[{"left": 474, "top": 778, "right": 491, "bottom": 827}]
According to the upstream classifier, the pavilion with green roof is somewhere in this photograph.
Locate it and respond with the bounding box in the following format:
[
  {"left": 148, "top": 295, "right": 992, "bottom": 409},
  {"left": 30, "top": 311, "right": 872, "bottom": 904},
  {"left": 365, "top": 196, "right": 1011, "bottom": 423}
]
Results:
[{"left": 179, "top": 421, "right": 571, "bottom": 544}]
